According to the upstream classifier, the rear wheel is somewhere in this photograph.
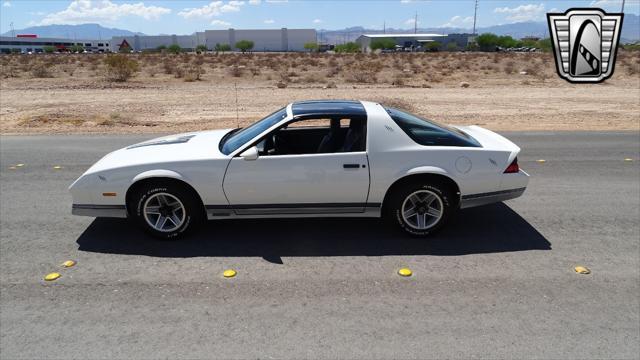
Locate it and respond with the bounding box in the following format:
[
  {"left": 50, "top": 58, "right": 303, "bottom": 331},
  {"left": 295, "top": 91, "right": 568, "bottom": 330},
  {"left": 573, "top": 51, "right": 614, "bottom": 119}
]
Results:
[
  {"left": 131, "top": 182, "right": 203, "bottom": 240},
  {"left": 387, "top": 182, "right": 454, "bottom": 236}
]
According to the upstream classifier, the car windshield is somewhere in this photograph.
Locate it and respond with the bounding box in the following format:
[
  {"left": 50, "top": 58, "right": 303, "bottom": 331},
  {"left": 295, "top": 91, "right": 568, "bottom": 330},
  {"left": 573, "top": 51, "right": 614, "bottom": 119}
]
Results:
[
  {"left": 220, "top": 107, "right": 288, "bottom": 155},
  {"left": 385, "top": 107, "right": 481, "bottom": 147}
]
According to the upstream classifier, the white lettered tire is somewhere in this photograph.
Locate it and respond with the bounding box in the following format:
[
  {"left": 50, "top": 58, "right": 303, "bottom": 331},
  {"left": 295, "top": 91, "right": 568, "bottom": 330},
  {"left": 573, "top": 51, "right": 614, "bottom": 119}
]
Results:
[{"left": 388, "top": 182, "right": 454, "bottom": 236}]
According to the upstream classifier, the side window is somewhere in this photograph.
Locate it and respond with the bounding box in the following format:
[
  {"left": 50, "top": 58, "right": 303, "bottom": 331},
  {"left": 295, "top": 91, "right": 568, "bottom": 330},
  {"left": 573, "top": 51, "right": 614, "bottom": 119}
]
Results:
[
  {"left": 386, "top": 108, "right": 480, "bottom": 147},
  {"left": 257, "top": 117, "right": 366, "bottom": 156}
]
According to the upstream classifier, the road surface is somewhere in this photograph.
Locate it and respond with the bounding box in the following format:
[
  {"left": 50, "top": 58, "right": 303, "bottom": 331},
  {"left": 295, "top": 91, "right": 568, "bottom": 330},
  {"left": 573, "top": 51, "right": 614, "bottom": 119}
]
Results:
[{"left": 1, "top": 132, "right": 638, "bottom": 359}]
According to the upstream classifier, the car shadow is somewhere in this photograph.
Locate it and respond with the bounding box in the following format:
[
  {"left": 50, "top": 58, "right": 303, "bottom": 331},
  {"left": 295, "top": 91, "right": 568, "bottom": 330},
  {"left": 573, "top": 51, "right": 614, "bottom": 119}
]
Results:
[{"left": 76, "top": 203, "right": 550, "bottom": 262}]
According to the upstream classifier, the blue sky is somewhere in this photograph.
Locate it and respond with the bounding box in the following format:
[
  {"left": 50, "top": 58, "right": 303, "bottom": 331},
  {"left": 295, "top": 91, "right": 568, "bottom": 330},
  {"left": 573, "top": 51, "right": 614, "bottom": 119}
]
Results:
[{"left": 1, "top": 0, "right": 639, "bottom": 35}]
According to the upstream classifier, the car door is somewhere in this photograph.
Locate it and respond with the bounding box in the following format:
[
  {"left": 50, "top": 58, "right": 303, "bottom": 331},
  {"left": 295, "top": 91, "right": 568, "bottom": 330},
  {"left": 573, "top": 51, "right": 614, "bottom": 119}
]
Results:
[{"left": 222, "top": 118, "right": 370, "bottom": 215}]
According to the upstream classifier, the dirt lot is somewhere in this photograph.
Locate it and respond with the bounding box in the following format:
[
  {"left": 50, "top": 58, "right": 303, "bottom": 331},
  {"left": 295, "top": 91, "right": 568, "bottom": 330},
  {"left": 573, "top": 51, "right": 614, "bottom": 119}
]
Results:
[{"left": 1, "top": 51, "right": 639, "bottom": 134}]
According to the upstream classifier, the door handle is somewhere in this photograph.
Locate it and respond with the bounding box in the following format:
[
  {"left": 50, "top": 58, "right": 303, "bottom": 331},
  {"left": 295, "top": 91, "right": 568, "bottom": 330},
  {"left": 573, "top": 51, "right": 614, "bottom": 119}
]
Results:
[{"left": 343, "top": 164, "right": 360, "bottom": 169}]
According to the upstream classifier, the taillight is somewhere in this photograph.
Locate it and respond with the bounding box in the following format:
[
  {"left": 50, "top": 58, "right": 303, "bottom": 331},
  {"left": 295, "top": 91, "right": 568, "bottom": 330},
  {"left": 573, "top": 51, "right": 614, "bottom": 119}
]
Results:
[{"left": 504, "top": 157, "right": 519, "bottom": 173}]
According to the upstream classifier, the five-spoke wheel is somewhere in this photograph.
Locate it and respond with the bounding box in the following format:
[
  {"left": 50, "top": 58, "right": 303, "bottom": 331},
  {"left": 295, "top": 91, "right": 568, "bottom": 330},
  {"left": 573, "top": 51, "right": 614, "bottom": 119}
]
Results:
[{"left": 388, "top": 181, "right": 455, "bottom": 236}]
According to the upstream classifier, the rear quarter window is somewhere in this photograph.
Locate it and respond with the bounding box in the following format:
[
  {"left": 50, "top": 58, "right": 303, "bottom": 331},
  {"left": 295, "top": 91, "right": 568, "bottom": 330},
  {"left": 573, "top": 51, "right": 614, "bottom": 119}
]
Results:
[{"left": 385, "top": 108, "right": 481, "bottom": 147}]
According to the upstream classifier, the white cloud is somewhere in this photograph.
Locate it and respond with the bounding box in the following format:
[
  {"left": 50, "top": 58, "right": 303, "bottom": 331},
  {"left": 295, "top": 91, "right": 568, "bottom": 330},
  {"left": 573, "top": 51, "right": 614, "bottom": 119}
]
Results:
[
  {"left": 400, "top": 0, "right": 429, "bottom": 3},
  {"left": 441, "top": 15, "right": 473, "bottom": 27},
  {"left": 590, "top": 0, "right": 639, "bottom": 8},
  {"left": 2, "top": 1, "right": 11, "bottom": 8},
  {"left": 266, "top": 0, "right": 288, "bottom": 3},
  {"left": 404, "top": 18, "right": 418, "bottom": 25},
  {"left": 178, "top": 1, "right": 244, "bottom": 20},
  {"left": 263, "top": 19, "right": 275, "bottom": 24},
  {"left": 211, "top": 19, "right": 231, "bottom": 26},
  {"left": 38, "top": 0, "right": 171, "bottom": 25},
  {"left": 249, "top": 0, "right": 260, "bottom": 4},
  {"left": 494, "top": 3, "right": 545, "bottom": 22},
  {"left": 313, "top": 18, "right": 322, "bottom": 24}
]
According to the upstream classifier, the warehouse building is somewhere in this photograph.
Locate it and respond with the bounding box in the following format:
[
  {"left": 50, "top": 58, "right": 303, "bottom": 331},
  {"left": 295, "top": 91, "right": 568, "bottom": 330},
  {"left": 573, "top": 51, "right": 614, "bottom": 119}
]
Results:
[
  {"left": 356, "top": 33, "right": 473, "bottom": 52},
  {"left": 111, "top": 28, "right": 316, "bottom": 52},
  {"left": 0, "top": 36, "right": 111, "bottom": 54}
]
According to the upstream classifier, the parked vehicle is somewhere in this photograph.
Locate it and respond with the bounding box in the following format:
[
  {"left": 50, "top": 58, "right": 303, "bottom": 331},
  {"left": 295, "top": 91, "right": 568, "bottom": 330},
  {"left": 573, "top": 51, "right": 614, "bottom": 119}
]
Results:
[{"left": 70, "top": 100, "right": 529, "bottom": 239}]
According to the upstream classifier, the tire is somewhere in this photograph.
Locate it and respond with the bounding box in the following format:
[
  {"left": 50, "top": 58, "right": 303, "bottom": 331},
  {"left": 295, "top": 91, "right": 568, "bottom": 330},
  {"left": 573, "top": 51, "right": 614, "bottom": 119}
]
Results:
[
  {"left": 386, "top": 181, "right": 454, "bottom": 237},
  {"left": 131, "top": 181, "right": 204, "bottom": 240}
]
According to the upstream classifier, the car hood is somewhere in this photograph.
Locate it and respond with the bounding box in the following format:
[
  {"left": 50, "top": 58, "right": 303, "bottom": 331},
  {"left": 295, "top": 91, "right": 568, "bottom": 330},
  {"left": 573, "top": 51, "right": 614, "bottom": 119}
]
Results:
[{"left": 84, "top": 129, "right": 233, "bottom": 174}]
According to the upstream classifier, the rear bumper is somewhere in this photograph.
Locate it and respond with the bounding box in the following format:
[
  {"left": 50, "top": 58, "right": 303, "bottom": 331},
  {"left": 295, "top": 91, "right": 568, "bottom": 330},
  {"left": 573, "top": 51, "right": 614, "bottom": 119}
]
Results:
[
  {"left": 72, "top": 204, "right": 127, "bottom": 218},
  {"left": 461, "top": 169, "right": 529, "bottom": 209}
]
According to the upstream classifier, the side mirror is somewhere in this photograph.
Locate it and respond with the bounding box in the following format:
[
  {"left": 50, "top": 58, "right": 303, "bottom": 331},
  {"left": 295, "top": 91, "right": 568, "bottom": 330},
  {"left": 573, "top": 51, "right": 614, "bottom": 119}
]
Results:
[{"left": 239, "top": 146, "right": 259, "bottom": 161}]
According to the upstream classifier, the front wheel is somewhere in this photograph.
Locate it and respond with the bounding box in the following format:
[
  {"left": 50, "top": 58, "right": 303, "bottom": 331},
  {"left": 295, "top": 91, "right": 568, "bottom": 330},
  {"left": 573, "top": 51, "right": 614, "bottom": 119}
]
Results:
[
  {"left": 131, "top": 182, "right": 203, "bottom": 240},
  {"left": 388, "top": 182, "right": 454, "bottom": 236}
]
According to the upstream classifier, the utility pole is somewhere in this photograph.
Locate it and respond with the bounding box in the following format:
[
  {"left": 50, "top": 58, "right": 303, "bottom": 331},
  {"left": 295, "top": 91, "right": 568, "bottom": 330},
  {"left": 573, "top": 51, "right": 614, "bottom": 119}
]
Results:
[
  {"left": 414, "top": 12, "right": 418, "bottom": 34},
  {"left": 472, "top": 0, "right": 479, "bottom": 35},
  {"left": 621, "top": 0, "right": 625, "bottom": 13},
  {"left": 383, "top": 21, "right": 386, "bottom": 34},
  {"left": 10, "top": 22, "right": 15, "bottom": 37}
]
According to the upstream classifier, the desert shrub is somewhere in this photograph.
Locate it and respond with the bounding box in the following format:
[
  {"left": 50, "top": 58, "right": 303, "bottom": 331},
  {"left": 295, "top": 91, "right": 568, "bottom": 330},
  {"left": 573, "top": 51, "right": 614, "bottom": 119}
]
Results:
[
  {"left": 214, "top": 43, "right": 231, "bottom": 53},
  {"left": 184, "top": 64, "right": 205, "bottom": 81},
  {"left": 504, "top": 60, "right": 516, "bottom": 74},
  {"left": 229, "top": 65, "right": 244, "bottom": 77},
  {"left": 103, "top": 54, "right": 139, "bottom": 82},
  {"left": 325, "top": 81, "right": 337, "bottom": 88},
  {"left": 276, "top": 81, "right": 287, "bottom": 88},
  {"left": 167, "top": 44, "right": 182, "bottom": 54},
  {"left": 335, "top": 42, "right": 360, "bottom": 53},
  {"left": 371, "top": 38, "right": 396, "bottom": 51},
  {"left": 195, "top": 45, "right": 208, "bottom": 54},
  {"left": 391, "top": 73, "right": 405, "bottom": 86},
  {"left": 30, "top": 62, "right": 53, "bottom": 78}
]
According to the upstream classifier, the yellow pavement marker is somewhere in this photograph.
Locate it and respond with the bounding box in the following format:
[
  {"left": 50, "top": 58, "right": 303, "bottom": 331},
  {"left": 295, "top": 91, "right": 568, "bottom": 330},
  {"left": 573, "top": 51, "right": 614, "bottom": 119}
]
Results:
[
  {"left": 8, "top": 166, "right": 16, "bottom": 170},
  {"left": 44, "top": 272, "right": 61, "bottom": 281},
  {"left": 536, "top": 159, "right": 546, "bottom": 163},
  {"left": 53, "top": 166, "right": 63, "bottom": 170},
  {"left": 61, "top": 260, "right": 76, "bottom": 268},
  {"left": 624, "top": 158, "right": 633, "bottom": 162},
  {"left": 398, "top": 268, "right": 413, "bottom": 277},
  {"left": 574, "top": 266, "right": 591, "bottom": 275},
  {"left": 15, "top": 163, "right": 24, "bottom": 167},
  {"left": 223, "top": 269, "right": 237, "bottom": 278}
]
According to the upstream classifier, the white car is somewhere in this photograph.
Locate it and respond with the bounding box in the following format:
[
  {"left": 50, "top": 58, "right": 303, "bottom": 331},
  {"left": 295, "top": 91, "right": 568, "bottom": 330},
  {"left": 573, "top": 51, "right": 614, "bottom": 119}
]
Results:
[{"left": 70, "top": 100, "right": 529, "bottom": 239}]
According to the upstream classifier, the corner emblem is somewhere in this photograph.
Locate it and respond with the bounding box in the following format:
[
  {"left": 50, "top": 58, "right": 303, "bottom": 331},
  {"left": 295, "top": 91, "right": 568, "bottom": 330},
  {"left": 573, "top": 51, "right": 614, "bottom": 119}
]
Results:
[{"left": 547, "top": 8, "right": 623, "bottom": 83}]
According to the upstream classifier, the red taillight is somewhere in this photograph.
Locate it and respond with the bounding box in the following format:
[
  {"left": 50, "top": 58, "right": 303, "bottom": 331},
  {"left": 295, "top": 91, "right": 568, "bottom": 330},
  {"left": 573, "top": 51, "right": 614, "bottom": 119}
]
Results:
[{"left": 504, "top": 157, "right": 519, "bottom": 173}]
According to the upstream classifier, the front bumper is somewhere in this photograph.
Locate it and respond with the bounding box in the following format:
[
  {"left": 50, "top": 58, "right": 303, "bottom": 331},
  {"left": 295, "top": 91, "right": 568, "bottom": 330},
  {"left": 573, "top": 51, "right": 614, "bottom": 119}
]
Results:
[{"left": 72, "top": 204, "right": 127, "bottom": 218}]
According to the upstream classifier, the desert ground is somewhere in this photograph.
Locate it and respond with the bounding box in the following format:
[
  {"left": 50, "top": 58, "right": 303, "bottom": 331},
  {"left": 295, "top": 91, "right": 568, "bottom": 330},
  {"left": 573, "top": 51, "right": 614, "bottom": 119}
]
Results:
[{"left": 1, "top": 51, "right": 639, "bottom": 134}]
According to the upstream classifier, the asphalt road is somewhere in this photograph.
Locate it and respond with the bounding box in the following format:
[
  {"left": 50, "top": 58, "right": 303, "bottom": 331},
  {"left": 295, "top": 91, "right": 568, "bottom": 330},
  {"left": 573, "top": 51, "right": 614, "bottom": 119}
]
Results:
[{"left": 1, "top": 132, "right": 639, "bottom": 359}]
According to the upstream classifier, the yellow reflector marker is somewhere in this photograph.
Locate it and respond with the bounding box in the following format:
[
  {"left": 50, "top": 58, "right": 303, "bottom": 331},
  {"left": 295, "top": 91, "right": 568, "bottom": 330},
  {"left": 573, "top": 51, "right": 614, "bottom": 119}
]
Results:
[
  {"left": 574, "top": 266, "right": 591, "bottom": 274},
  {"left": 62, "top": 260, "right": 76, "bottom": 268},
  {"left": 398, "top": 268, "right": 412, "bottom": 277},
  {"left": 624, "top": 158, "right": 633, "bottom": 162},
  {"left": 15, "top": 163, "right": 24, "bottom": 167},
  {"left": 53, "top": 166, "right": 63, "bottom": 170},
  {"left": 8, "top": 166, "right": 16, "bottom": 170},
  {"left": 536, "top": 159, "right": 546, "bottom": 163},
  {"left": 223, "top": 269, "right": 237, "bottom": 278},
  {"left": 102, "top": 192, "right": 117, "bottom": 197},
  {"left": 44, "top": 272, "right": 61, "bottom": 281}
]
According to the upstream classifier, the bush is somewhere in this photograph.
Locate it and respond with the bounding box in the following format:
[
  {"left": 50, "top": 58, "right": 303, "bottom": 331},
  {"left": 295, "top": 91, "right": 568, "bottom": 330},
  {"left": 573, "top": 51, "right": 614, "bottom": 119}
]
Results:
[
  {"left": 304, "top": 42, "right": 318, "bottom": 52},
  {"left": 195, "top": 44, "right": 208, "bottom": 54},
  {"left": 30, "top": 63, "right": 53, "bottom": 78},
  {"left": 371, "top": 39, "right": 396, "bottom": 51},
  {"left": 43, "top": 46, "right": 55, "bottom": 54},
  {"left": 214, "top": 43, "right": 231, "bottom": 53},
  {"left": 335, "top": 42, "right": 360, "bottom": 53},
  {"left": 103, "top": 54, "right": 139, "bottom": 82},
  {"left": 235, "top": 40, "right": 254, "bottom": 53},
  {"left": 167, "top": 44, "right": 182, "bottom": 54}
]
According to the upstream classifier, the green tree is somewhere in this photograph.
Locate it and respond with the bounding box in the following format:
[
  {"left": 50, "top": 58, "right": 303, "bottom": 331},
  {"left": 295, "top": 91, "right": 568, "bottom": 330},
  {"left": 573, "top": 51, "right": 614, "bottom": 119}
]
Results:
[
  {"left": 43, "top": 46, "right": 56, "bottom": 54},
  {"left": 536, "top": 38, "right": 552, "bottom": 52},
  {"left": 167, "top": 44, "right": 182, "bottom": 54},
  {"left": 334, "top": 42, "right": 360, "bottom": 53},
  {"left": 304, "top": 42, "right": 319, "bottom": 52},
  {"left": 497, "top": 35, "right": 519, "bottom": 48},
  {"left": 370, "top": 38, "right": 396, "bottom": 51},
  {"left": 476, "top": 33, "right": 500, "bottom": 51},
  {"left": 235, "top": 40, "right": 254, "bottom": 53},
  {"left": 446, "top": 42, "right": 458, "bottom": 51},
  {"left": 195, "top": 44, "right": 208, "bottom": 54},
  {"left": 426, "top": 41, "right": 442, "bottom": 51},
  {"left": 214, "top": 43, "right": 231, "bottom": 53},
  {"left": 70, "top": 44, "right": 85, "bottom": 53}
]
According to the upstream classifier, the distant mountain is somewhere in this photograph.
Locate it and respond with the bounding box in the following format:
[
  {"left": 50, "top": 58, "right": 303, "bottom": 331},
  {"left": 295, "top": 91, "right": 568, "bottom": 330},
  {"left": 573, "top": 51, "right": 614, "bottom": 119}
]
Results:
[
  {"left": 1, "top": 23, "right": 144, "bottom": 39},
  {"left": 320, "top": 13, "right": 640, "bottom": 43}
]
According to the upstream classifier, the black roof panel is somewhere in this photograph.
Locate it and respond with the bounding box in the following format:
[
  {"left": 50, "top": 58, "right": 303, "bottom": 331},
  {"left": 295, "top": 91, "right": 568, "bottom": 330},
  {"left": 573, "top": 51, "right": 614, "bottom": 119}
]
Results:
[{"left": 291, "top": 100, "right": 366, "bottom": 118}]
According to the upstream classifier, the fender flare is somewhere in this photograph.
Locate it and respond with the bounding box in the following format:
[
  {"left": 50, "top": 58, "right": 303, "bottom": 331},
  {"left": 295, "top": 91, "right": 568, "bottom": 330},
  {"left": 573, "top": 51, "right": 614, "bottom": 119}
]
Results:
[{"left": 131, "top": 169, "right": 189, "bottom": 184}]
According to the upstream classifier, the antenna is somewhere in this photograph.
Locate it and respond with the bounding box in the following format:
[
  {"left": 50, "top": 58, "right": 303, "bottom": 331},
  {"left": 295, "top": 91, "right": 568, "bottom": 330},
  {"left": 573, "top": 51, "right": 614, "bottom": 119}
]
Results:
[
  {"left": 234, "top": 82, "right": 240, "bottom": 129},
  {"left": 414, "top": 12, "right": 418, "bottom": 34},
  {"left": 621, "top": 0, "right": 625, "bottom": 12},
  {"left": 472, "top": 0, "right": 479, "bottom": 35}
]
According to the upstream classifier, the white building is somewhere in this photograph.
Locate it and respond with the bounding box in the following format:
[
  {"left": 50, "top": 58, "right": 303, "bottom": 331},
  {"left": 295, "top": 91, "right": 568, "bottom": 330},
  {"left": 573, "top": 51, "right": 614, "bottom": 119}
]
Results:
[
  {"left": 356, "top": 33, "right": 473, "bottom": 52},
  {"left": 0, "top": 36, "right": 111, "bottom": 54},
  {"left": 111, "top": 28, "right": 316, "bottom": 52}
]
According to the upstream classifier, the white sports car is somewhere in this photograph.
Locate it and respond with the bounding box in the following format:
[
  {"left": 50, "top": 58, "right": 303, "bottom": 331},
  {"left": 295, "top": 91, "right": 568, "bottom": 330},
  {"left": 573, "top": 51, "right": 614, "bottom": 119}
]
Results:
[{"left": 70, "top": 100, "right": 529, "bottom": 239}]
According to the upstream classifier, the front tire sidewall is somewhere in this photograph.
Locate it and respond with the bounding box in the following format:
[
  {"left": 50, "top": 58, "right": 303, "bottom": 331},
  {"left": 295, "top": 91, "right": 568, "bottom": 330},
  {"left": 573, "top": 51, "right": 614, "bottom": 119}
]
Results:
[
  {"left": 393, "top": 184, "right": 452, "bottom": 237},
  {"left": 134, "top": 186, "right": 195, "bottom": 240}
]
